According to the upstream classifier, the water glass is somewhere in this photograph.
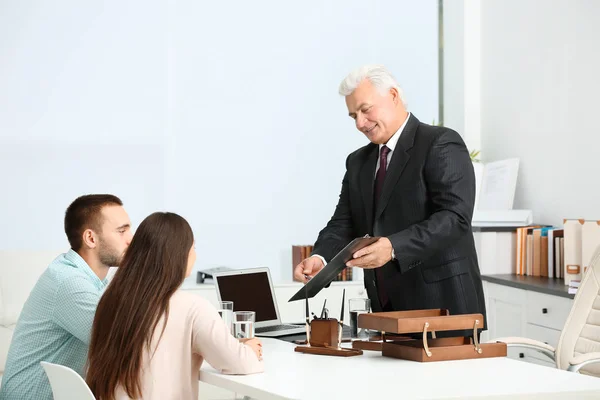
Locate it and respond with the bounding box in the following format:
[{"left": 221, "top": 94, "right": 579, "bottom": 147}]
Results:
[
  {"left": 349, "top": 298, "right": 371, "bottom": 339},
  {"left": 233, "top": 311, "right": 255, "bottom": 339},
  {"left": 218, "top": 301, "right": 234, "bottom": 334}
]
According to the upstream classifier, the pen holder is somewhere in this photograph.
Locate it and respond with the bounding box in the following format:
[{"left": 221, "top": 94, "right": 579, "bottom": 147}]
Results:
[
  {"left": 309, "top": 319, "right": 339, "bottom": 347},
  {"left": 294, "top": 317, "right": 363, "bottom": 357}
]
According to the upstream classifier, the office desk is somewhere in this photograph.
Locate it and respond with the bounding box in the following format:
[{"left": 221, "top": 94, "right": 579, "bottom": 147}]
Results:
[{"left": 199, "top": 338, "right": 600, "bottom": 400}]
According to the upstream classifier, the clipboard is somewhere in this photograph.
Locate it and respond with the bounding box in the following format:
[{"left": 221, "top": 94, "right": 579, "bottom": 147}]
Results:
[{"left": 288, "top": 235, "right": 379, "bottom": 302}]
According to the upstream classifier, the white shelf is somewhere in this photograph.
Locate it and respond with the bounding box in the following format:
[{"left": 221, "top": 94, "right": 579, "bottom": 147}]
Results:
[{"left": 472, "top": 209, "right": 533, "bottom": 228}]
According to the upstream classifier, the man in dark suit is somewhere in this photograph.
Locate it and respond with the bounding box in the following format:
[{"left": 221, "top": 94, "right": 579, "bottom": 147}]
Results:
[{"left": 293, "top": 65, "right": 486, "bottom": 333}]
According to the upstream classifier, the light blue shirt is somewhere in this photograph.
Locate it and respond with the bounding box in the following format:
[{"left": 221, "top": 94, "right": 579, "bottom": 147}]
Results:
[{"left": 0, "top": 250, "right": 107, "bottom": 400}]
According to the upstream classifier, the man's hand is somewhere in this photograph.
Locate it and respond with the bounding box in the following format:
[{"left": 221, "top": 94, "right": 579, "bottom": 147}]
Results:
[
  {"left": 241, "top": 338, "right": 263, "bottom": 360},
  {"left": 293, "top": 256, "right": 325, "bottom": 283},
  {"left": 346, "top": 237, "right": 393, "bottom": 269}
]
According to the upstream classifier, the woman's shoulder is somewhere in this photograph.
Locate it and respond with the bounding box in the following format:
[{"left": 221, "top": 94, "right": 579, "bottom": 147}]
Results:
[{"left": 171, "top": 290, "right": 217, "bottom": 316}]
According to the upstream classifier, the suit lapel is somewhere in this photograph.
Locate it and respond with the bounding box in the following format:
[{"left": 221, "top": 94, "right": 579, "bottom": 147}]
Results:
[
  {"left": 359, "top": 145, "right": 378, "bottom": 233},
  {"left": 374, "top": 114, "right": 419, "bottom": 221}
]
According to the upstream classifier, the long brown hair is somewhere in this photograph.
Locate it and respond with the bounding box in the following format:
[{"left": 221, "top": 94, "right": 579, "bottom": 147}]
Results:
[{"left": 86, "top": 212, "right": 194, "bottom": 400}]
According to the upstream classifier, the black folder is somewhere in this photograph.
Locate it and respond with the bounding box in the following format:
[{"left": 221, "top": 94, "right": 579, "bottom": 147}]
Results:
[{"left": 288, "top": 235, "right": 379, "bottom": 302}]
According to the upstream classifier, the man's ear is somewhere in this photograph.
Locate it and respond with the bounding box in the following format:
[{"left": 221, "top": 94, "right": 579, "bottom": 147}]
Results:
[
  {"left": 389, "top": 87, "right": 399, "bottom": 105},
  {"left": 82, "top": 229, "right": 97, "bottom": 249}
]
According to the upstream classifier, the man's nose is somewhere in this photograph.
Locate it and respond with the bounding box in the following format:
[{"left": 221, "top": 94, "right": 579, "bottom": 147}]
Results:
[{"left": 356, "top": 115, "right": 367, "bottom": 130}]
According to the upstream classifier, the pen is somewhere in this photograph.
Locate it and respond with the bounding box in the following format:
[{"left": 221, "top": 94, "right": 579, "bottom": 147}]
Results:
[{"left": 320, "top": 299, "right": 327, "bottom": 319}]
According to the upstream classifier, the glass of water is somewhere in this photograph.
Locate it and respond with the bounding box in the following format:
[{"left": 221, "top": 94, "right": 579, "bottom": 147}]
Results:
[
  {"left": 233, "top": 311, "right": 255, "bottom": 339},
  {"left": 349, "top": 298, "right": 371, "bottom": 339},
  {"left": 218, "top": 301, "right": 234, "bottom": 334}
]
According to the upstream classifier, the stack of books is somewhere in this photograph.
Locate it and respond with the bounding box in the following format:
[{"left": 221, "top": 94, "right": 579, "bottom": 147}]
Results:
[{"left": 515, "top": 226, "right": 563, "bottom": 278}]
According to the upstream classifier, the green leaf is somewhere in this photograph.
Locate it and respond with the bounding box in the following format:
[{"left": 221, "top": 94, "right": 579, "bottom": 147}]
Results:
[{"left": 469, "top": 149, "right": 481, "bottom": 162}]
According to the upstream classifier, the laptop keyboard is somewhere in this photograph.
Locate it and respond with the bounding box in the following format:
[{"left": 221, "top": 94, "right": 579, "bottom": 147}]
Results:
[{"left": 255, "top": 324, "right": 302, "bottom": 333}]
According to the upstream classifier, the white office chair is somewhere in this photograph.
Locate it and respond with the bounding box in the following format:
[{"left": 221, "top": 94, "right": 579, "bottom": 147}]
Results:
[
  {"left": 40, "top": 361, "right": 96, "bottom": 400},
  {"left": 490, "top": 246, "right": 600, "bottom": 376}
]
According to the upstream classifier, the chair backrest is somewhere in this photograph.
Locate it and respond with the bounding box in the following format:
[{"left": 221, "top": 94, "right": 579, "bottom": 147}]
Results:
[
  {"left": 0, "top": 250, "right": 64, "bottom": 373},
  {"left": 40, "top": 361, "right": 96, "bottom": 400},
  {"left": 556, "top": 245, "right": 600, "bottom": 376},
  {"left": 0, "top": 250, "right": 64, "bottom": 326}
]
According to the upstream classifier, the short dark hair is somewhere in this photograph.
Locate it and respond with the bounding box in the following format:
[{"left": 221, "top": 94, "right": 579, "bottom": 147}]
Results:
[{"left": 64, "top": 194, "right": 123, "bottom": 251}]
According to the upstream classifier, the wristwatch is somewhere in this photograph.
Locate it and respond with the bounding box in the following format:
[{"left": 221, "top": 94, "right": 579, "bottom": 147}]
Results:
[{"left": 391, "top": 248, "right": 396, "bottom": 261}]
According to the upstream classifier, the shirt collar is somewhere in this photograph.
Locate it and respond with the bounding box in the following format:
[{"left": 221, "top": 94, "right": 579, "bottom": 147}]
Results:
[
  {"left": 64, "top": 249, "right": 108, "bottom": 290},
  {"left": 379, "top": 112, "right": 411, "bottom": 153}
]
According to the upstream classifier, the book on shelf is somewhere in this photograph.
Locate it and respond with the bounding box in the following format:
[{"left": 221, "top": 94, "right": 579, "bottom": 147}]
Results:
[
  {"left": 515, "top": 225, "right": 544, "bottom": 276},
  {"left": 473, "top": 229, "right": 517, "bottom": 275},
  {"left": 562, "top": 219, "right": 600, "bottom": 285},
  {"left": 548, "top": 229, "right": 563, "bottom": 278},
  {"left": 563, "top": 219, "right": 583, "bottom": 286}
]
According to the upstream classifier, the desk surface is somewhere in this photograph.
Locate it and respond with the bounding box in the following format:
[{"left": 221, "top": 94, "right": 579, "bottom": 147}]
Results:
[{"left": 199, "top": 338, "right": 600, "bottom": 400}]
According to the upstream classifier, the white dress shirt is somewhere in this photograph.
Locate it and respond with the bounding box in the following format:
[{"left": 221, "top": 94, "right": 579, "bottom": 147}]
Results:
[{"left": 376, "top": 112, "right": 411, "bottom": 175}]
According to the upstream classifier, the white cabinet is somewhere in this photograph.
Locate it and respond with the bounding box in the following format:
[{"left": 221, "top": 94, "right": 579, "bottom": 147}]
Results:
[
  {"left": 179, "top": 280, "right": 366, "bottom": 324},
  {"left": 483, "top": 281, "right": 527, "bottom": 342},
  {"left": 526, "top": 291, "right": 573, "bottom": 331},
  {"left": 483, "top": 280, "right": 573, "bottom": 368}
]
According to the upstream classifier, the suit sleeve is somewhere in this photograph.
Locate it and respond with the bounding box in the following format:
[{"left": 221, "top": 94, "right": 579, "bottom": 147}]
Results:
[
  {"left": 388, "top": 129, "right": 475, "bottom": 273},
  {"left": 312, "top": 156, "right": 355, "bottom": 262}
]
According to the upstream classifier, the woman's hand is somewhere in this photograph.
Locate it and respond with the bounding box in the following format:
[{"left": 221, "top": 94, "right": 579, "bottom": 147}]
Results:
[{"left": 240, "top": 338, "right": 263, "bottom": 360}]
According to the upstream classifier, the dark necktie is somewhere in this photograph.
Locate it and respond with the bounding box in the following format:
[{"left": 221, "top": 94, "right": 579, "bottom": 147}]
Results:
[{"left": 374, "top": 145, "right": 391, "bottom": 309}]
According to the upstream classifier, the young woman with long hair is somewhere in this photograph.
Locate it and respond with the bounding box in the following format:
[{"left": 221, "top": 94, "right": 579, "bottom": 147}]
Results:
[{"left": 86, "top": 212, "right": 263, "bottom": 400}]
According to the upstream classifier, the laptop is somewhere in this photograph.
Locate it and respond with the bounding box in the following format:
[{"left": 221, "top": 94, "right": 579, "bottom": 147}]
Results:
[{"left": 213, "top": 267, "right": 305, "bottom": 337}]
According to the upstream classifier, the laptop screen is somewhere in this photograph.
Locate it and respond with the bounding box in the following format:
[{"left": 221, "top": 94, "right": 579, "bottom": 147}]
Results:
[{"left": 216, "top": 271, "right": 278, "bottom": 322}]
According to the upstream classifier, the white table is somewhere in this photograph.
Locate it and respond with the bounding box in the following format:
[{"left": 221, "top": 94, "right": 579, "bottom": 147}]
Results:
[{"left": 199, "top": 338, "right": 600, "bottom": 400}]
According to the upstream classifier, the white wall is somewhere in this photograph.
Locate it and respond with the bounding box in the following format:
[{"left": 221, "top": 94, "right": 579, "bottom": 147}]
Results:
[
  {"left": 479, "top": 0, "right": 600, "bottom": 225},
  {"left": 0, "top": 0, "right": 439, "bottom": 282},
  {"left": 442, "top": 0, "right": 465, "bottom": 136},
  {"left": 0, "top": 1, "right": 168, "bottom": 250},
  {"left": 166, "top": 0, "right": 439, "bottom": 282},
  {"left": 442, "top": 0, "right": 481, "bottom": 153}
]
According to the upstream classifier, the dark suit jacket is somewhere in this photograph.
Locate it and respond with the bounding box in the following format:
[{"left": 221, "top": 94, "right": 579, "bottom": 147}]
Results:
[{"left": 312, "top": 114, "right": 486, "bottom": 334}]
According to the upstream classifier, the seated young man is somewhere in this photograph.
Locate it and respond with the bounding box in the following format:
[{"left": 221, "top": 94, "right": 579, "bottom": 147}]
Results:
[{"left": 0, "top": 194, "right": 132, "bottom": 400}]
